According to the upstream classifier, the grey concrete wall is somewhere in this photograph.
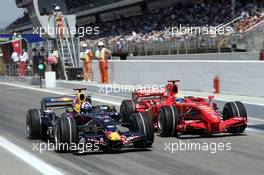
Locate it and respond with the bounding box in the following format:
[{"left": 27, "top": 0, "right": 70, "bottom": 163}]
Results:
[
  {"left": 128, "top": 52, "right": 259, "bottom": 60},
  {"left": 92, "top": 60, "right": 264, "bottom": 97}
]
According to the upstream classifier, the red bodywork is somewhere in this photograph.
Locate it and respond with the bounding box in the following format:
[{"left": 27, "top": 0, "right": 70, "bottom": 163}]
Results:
[{"left": 131, "top": 80, "right": 247, "bottom": 133}]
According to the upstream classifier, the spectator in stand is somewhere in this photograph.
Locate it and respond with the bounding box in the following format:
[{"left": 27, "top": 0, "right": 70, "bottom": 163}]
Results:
[
  {"left": 241, "top": 8, "right": 250, "bottom": 20},
  {"left": 260, "top": 8, "right": 264, "bottom": 18}
]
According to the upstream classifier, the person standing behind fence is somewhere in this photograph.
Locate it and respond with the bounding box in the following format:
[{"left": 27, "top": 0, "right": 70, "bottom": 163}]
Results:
[
  {"left": 80, "top": 43, "right": 93, "bottom": 82},
  {"left": 19, "top": 49, "right": 28, "bottom": 76},
  {"left": 48, "top": 48, "right": 59, "bottom": 79},
  {"left": 11, "top": 51, "right": 20, "bottom": 76},
  {"left": 95, "top": 42, "right": 111, "bottom": 84}
]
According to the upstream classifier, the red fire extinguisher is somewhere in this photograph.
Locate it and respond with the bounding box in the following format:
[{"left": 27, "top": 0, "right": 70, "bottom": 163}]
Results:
[
  {"left": 259, "top": 49, "right": 264, "bottom": 61},
  {"left": 214, "top": 75, "right": 220, "bottom": 94}
]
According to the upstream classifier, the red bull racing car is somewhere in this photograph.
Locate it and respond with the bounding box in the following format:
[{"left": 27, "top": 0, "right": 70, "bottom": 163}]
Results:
[
  {"left": 26, "top": 88, "right": 154, "bottom": 152},
  {"left": 120, "top": 80, "right": 247, "bottom": 137}
]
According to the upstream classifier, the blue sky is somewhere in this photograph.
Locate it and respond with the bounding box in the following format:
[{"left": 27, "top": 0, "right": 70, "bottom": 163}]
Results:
[{"left": 0, "top": 0, "right": 24, "bottom": 28}]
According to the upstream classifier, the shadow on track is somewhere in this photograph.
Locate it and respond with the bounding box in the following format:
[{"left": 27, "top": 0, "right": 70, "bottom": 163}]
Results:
[
  {"left": 73, "top": 148, "right": 152, "bottom": 156},
  {"left": 248, "top": 124, "right": 264, "bottom": 130},
  {"left": 157, "top": 131, "right": 247, "bottom": 140}
]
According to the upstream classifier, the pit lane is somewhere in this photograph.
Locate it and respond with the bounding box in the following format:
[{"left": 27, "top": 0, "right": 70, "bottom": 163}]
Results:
[{"left": 0, "top": 83, "right": 263, "bottom": 175}]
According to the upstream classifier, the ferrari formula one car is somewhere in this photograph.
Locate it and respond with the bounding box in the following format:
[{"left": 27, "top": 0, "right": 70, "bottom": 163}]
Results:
[
  {"left": 120, "top": 80, "right": 247, "bottom": 137},
  {"left": 26, "top": 88, "right": 154, "bottom": 152}
]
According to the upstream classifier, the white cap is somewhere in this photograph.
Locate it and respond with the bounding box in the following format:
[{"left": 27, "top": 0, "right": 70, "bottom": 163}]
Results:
[
  {"left": 81, "top": 43, "right": 88, "bottom": 47},
  {"left": 98, "top": 41, "right": 104, "bottom": 46},
  {"left": 55, "top": 6, "right": 60, "bottom": 10}
]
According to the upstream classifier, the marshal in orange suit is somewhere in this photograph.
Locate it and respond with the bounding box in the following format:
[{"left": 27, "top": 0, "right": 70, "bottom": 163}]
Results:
[{"left": 95, "top": 42, "right": 112, "bottom": 84}]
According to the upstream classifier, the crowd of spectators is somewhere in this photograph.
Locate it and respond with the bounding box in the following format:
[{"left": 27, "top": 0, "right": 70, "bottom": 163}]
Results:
[
  {"left": 79, "top": 0, "right": 264, "bottom": 51},
  {"left": 65, "top": 0, "right": 123, "bottom": 12},
  {"left": 235, "top": 2, "right": 264, "bottom": 33},
  {"left": 6, "top": 0, "right": 264, "bottom": 52},
  {"left": 82, "top": 0, "right": 232, "bottom": 39}
]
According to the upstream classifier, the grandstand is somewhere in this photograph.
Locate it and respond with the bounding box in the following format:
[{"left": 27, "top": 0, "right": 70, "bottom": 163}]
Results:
[{"left": 7, "top": 0, "right": 264, "bottom": 57}]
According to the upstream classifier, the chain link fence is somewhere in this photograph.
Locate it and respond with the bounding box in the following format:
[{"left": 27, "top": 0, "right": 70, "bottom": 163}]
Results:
[
  {"left": 107, "top": 34, "right": 234, "bottom": 56},
  {"left": 3, "top": 63, "right": 32, "bottom": 77}
]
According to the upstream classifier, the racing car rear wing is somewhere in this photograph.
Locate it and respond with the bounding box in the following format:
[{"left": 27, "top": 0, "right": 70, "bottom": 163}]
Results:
[
  {"left": 132, "top": 80, "right": 180, "bottom": 99},
  {"left": 168, "top": 80, "right": 180, "bottom": 84},
  {"left": 41, "top": 96, "right": 76, "bottom": 110},
  {"left": 132, "top": 88, "right": 166, "bottom": 98}
]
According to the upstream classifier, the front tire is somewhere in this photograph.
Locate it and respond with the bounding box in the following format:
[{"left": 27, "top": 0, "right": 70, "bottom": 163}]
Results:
[
  {"left": 157, "top": 106, "right": 179, "bottom": 137},
  {"left": 130, "top": 112, "right": 154, "bottom": 148},
  {"left": 120, "top": 100, "right": 135, "bottom": 123},
  {"left": 26, "top": 109, "right": 42, "bottom": 139},
  {"left": 223, "top": 101, "right": 247, "bottom": 133},
  {"left": 54, "top": 116, "right": 78, "bottom": 153}
]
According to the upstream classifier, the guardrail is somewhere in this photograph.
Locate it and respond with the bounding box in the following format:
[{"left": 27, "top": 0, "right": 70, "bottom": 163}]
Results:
[
  {"left": 4, "top": 63, "right": 32, "bottom": 77},
  {"left": 107, "top": 35, "right": 235, "bottom": 56}
]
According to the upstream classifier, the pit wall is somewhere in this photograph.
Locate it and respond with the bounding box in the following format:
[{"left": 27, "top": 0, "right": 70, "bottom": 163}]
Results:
[
  {"left": 128, "top": 52, "right": 259, "bottom": 60},
  {"left": 91, "top": 60, "right": 264, "bottom": 97}
]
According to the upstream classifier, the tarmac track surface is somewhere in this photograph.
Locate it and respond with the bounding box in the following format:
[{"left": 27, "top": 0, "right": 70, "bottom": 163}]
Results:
[{"left": 0, "top": 84, "right": 263, "bottom": 175}]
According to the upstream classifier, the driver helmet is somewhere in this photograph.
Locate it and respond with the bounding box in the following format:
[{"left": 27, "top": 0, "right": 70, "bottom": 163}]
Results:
[{"left": 80, "top": 102, "right": 93, "bottom": 113}]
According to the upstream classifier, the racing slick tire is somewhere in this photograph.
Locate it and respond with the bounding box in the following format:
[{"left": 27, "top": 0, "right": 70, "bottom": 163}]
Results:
[
  {"left": 120, "top": 100, "right": 135, "bottom": 123},
  {"left": 223, "top": 101, "right": 247, "bottom": 133},
  {"left": 54, "top": 116, "right": 78, "bottom": 153},
  {"left": 129, "top": 112, "right": 154, "bottom": 148},
  {"left": 26, "top": 109, "right": 42, "bottom": 139},
  {"left": 157, "top": 106, "right": 179, "bottom": 137}
]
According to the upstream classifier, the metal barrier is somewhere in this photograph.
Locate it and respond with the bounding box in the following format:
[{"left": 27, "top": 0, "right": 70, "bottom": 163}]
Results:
[
  {"left": 5, "top": 64, "right": 18, "bottom": 76},
  {"left": 108, "top": 35, "right": 228, "bottom": 56},
  {"left": 107, "top": 28, "right": 264, "bottom": 56},
  {"left": 219, "top": 20, "right": 264, "bottom": 52},
  {"left": 4, "top": 63, "right": 32, "bottom": 77}
]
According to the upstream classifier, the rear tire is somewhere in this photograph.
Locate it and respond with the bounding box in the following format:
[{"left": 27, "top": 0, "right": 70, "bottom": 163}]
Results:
[
  {"left": 157, "top": 106, "right": 179, "bottom": 137},
  {"left": 223, "top": 101, "right": 247, "bottom": 133},
  {"left": 26, "top": 109, "right": 42, "bottom": 139},
  {"left": 120, "top": 100, "right": 135, "bottom": 123},
  {"left": 54, "top": 116, "right": 78, "bottom": 153},
  {"left": 130, "top": 112, "right": 154, "bottom": 148}
]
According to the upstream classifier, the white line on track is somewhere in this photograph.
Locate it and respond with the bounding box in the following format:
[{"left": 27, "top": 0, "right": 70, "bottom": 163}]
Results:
[
  {"left": 249, "top": 117, "right": 264, "bottom": 122},
  {"left": 246, "top": 128, "right": 264, "bottom": 134},
  {"left": 0, "top": 136, "right": 63, "bottom": 175}
]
